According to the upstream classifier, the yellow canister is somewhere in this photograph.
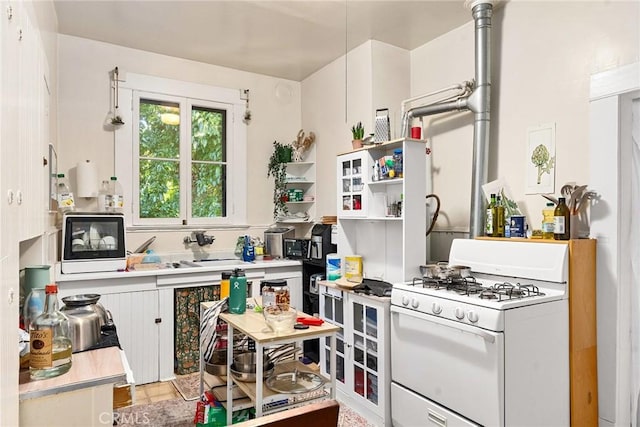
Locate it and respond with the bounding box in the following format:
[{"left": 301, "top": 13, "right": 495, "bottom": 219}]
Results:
[
  {"left": 220, "top": 271, "right": 232, "bottom": 299},
  {"left": 344, "top": 255, "right": 363, "bottom": 280}
]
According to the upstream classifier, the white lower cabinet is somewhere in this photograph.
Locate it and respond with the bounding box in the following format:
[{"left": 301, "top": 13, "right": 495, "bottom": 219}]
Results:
[
  {"left": 319, "top": 283, "right": 391, "bottom": 426},
  {"left": 57, "top": 276, "right": 161, "bottom": 385}
]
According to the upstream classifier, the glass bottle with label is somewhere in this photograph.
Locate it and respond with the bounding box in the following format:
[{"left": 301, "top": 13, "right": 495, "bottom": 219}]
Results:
[
  {"left": 495, "top": 195, "right": 505, "bottom": 237},
  {"left": 485, "top": 193, "right": 496, "bottom": 236},
  {"left": 29, "top": 284, "right": 72, "bottom": 380},
  {"left": 97, "top": 180, "right": 110, "bottom": 212},
  {"left": 554, "top": 197, "right": 571, "bottom": 240},
  {"left": 542, "top": 202, "right": 555, "bottom": 239}
]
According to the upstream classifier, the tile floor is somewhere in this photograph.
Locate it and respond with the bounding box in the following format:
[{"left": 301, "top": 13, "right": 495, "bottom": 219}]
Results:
[{"left": 134, "top": 377, "right": 183, "bottom": 405}]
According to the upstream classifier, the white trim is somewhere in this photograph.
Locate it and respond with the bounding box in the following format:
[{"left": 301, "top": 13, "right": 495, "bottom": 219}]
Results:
[
  {"left": 590, "top": 62, "right": 640, "bottom": 101},
  {"left": 115, "top": 73, "right": 247, "bottom": 228},
  {"left": 589, "top": 62, "right": 639, "bottom": 427}
]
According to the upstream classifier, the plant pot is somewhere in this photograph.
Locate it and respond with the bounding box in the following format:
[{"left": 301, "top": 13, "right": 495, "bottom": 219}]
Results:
[
  {"left": 352, "top": 139, "right": 363, "bottom": 149},
  {"left": 277, "top": 146, "right": 292, "bottom": 163}
]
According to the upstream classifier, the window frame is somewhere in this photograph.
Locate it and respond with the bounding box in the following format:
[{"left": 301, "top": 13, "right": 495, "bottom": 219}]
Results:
[{"left": 115, "top": 73, "right": 247, "bottom": 229}]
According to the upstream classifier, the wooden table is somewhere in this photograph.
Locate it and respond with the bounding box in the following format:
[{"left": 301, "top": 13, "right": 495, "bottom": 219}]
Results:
[{"left": 201, "top": 301, "right": 339, "bottom": 425}]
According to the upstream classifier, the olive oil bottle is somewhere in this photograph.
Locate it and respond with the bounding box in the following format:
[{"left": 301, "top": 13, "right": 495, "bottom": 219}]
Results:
[
  {"left": 495, "top": 195, "right": 505, "bottom": 237},
  {"left": 485, "top": 193, "right": 497, "bottom": 236},
  {"left": 554, "top": 197, "right": 571, "bottom": 240}
]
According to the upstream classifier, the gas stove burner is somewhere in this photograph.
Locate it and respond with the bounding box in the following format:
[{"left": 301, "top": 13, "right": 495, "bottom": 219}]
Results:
[{"left": 484, "top": 282, "right": 546, "bottom": 301}]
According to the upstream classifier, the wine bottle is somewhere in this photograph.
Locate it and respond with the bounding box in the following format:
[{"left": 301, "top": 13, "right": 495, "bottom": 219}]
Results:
[{"left": 554, "top": 197, "right": 571, "bottom": 240}]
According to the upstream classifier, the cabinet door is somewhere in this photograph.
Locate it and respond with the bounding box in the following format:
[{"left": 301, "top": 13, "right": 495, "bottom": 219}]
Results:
[
  {"left": 319, "top": 285, "right": 346, "bottom": 386},
  {"left": 100, "top": 290, "right": 159, "bottom": 385},
  {"left": 349, "top": 294, "right": 384, "bottom": 412},
  {"left": 337, "top": 152, "right": 368, "bottom": 217}
]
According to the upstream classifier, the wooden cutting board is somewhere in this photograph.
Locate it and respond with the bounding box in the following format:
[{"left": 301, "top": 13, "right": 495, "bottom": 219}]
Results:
[{"left": 334, "top": 276, "right": 362, "bottom": 289}]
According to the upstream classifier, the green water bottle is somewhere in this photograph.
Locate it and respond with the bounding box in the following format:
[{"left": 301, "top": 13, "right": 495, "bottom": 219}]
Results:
[{"left": 229, "top": 268, "right": 247, "bottom": 314}]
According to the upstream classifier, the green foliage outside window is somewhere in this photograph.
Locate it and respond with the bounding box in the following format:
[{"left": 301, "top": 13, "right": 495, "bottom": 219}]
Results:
[{"left": 138, "top": 100, "right": 226, "bottom": 221}]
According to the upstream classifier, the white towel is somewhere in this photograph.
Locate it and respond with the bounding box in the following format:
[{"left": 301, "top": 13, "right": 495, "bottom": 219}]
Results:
[{"left": 200, "top": 298, "right": 228, "bottom": 363}]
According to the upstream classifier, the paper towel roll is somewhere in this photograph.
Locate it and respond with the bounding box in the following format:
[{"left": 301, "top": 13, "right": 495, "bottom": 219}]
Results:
[{"left": 76, "top": 159, "right": 98, "bottom": 197}]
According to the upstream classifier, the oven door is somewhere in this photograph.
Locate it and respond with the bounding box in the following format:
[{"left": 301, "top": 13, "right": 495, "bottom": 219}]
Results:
[{"left": 390, "top": 305, "right": 504, "bottom": 427}]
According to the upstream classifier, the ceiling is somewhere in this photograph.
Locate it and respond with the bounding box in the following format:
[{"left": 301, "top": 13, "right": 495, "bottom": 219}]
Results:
[{"left": 53, "top": 1, "right": 473, "bottom": 81}]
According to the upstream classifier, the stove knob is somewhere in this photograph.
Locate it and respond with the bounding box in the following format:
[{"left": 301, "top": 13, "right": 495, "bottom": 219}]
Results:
[
  {"left": 411, "top": 298, "right": 420, "bottom": 309},
  {"left": 454, "top": 307, "right": 465, "bottom": 320},
  {"left": 467, "top": 310, "right": 479, "bottom": 323},
  {"left": 431, "top": 302, "right": 442, "bottom": 315},
  {"left": 401, "top": 296, "right": 410, "bottom": 306}
]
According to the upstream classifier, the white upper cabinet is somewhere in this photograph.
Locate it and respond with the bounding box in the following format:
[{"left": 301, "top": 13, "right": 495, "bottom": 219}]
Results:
[{"left": 336, "top": 139, "right": 426, "bottom": 283}]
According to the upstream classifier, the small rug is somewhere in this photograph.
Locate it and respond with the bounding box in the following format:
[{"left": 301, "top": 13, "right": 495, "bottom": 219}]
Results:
[
  {"left": 115, "top": 396, "right": 373, "bottom": 427},
  {"left": 171, "top": 372, "right": 212, "bottom": 401},
  {"left": 115, "top": 398, "right": 196, "bottom": 427}
]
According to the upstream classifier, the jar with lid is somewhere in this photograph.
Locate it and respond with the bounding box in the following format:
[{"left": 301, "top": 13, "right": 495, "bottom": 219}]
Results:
[{"left": 261, "top": 279, "right": 290, "bottom": 310}]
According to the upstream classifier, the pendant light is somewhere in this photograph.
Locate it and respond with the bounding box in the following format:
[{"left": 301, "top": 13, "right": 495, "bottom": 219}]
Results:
[{"left": 110, "top": 66, "right": 124, "bottom": 127}]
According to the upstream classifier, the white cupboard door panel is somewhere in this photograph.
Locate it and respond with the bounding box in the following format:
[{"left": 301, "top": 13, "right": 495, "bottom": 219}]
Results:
[{"left": 99, "top": 291, "right": 159, "bottom": 385}]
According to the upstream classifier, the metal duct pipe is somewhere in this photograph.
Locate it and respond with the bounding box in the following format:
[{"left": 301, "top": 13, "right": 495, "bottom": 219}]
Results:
[
  {"left": 401, "top": 98, "right": 469, "bottom": 138},
  {"left": 467, "top": 0, "right": 493, "bottom": 237},
  {"left": 400, "top": 0, "right": 493, "bottom": 237}
]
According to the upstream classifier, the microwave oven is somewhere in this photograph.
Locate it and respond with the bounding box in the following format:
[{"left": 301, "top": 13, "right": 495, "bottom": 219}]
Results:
[
  {"left": 284, "top": 238, "right": 309, "bottom": 260},
  {"left": 61, "top": 212, "right": 127, "bottom": 274}
]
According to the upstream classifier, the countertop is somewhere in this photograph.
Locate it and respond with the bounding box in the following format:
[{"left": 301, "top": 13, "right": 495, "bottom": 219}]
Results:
[
  {"left": 203, "top": 301, "right": 340, "bottom": 344},
  {"left": 55, "top": 258, "right": 302, "bottom": 283},
  {"left": 19, "top": 346, "right": 127, "bottom": 401}
]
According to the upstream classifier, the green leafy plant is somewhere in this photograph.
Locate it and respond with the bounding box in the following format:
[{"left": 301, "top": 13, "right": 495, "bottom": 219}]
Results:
[
  {"left": 531, "top": 144, "right": 555, "bottom": 184},
  {"left": 267, "top": 141, "right": 292, "bottom": 219},
  {"left": 351, "top": 122, "right": 364, "bottom": 140}
]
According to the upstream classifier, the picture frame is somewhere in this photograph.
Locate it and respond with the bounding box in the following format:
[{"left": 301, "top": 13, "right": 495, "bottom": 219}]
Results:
[{"left": 525, "top": 123, "right": 556, "bottom": 194}]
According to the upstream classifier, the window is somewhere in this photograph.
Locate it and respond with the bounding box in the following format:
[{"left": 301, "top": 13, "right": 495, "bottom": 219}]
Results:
[{"left": 115, "top": 74, "right": 247, "bottom": 228}]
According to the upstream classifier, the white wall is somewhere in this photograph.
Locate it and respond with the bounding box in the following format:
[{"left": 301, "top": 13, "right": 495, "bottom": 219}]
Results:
[
  {"left": 410, "top": 0, "right": 639, "bottom": 233},
  {"left": 301, "top": 40, "right": 409, "bottom": 219},
  {"left": 57, "top": 35, "right": 302, "bottom": 253}
]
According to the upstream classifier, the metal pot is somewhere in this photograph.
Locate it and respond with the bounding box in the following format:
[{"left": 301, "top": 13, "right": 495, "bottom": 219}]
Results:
[
  {"left": 233, "top": 352, "right": 274, "bottom": 372},
  {"left": 420, "top": 262, "right": 449, "bottom": 279},
  {"left": 230, "top": 364, "right": 274, "bottom": 383},
  {"left": 62, "top": 294, "right": 111, "bottom": 327},
  {"left": 449, "top": 265, "right": 472, "bottom": 278},
  {"left": 60, "top": 303, "right": 101, "bottom": 352}
]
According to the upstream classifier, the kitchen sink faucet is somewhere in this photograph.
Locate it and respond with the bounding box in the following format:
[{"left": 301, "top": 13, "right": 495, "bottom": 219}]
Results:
[{"left": 184, "top": 231, "right": 215, "bottom": 247}]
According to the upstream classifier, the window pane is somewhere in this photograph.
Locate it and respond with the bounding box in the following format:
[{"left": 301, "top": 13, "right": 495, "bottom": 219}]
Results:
[
  {"left": 139, "top": 100, "right": 180, "bottom": 158},
  {"left": 192, "top": 163, "right": 226, "bottom": 217},
  {"left": 191, "top": 107, "right": 225, "bottom": 162},
  {"left": 139, "top": 159, "right": 180, "bottom": 218}
]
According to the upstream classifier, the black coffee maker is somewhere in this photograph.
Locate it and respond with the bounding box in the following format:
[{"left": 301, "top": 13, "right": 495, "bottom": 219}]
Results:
[{"left": 308, "top": 224, "right": 334, "bottom": 261}]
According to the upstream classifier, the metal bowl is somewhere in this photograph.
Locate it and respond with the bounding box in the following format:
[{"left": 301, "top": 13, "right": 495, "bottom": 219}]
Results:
[
  {"left": 230, "top": 364, "right": 274, "bottom": 383},
  {"left": 205, "top": 349, "right": 227, "bottom": 376},
  {"left": 233, "top": 352, "right": 274, "bottom": 373}
]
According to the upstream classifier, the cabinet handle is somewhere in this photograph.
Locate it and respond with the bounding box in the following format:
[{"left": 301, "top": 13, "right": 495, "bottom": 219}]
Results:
[
  {"left": 43, "top": 157, "right": 48, "bottom": 166},
  {"left": 155, "top": 318, "right": 162, "bottom": 324}
]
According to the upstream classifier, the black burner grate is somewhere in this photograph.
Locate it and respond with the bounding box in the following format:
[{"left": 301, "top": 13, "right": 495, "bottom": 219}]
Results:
[{"left": 411, "top": 277, "right": 545, "bottom": 301}]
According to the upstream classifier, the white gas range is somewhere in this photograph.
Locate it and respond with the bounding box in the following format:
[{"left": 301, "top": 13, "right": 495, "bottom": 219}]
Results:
[{"left": 390, "top": 238, "right": 570, "bottom": 427}]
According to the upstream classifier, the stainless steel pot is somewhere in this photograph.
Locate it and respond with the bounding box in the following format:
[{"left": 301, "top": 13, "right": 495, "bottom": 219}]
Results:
[
  {"left": 60, "top": 303, "right": 101, "bottom": 352},
  {"left": 230, "top": 364, "right": 274, "bottom": 382},
  {"left": 61, "top": 294, "right": 111, "bottom": 352},
  {"left": 62, "top": 294, "right": 111, "bottom": 327}
]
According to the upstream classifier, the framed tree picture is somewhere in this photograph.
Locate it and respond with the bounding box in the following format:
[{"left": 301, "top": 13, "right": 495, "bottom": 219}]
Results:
[{"left": 525, "top": 123, "right": 556, "bottom": 194}]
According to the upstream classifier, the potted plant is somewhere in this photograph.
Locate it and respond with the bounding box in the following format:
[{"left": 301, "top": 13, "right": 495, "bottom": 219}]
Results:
[
  {"left": 267, "top": 141, "right": 292, "bottom": 219},
  {"left": 351, "top": 122, "right": 364, "bottom": 149}
]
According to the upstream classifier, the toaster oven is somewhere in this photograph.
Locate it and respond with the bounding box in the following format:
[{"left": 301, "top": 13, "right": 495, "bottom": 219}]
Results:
[
  {"left": 61, "top": 212, "right": 127, "bottom": 274},
  {"left": 284, "top": 238, "right": 309, "bottom": 260}
]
